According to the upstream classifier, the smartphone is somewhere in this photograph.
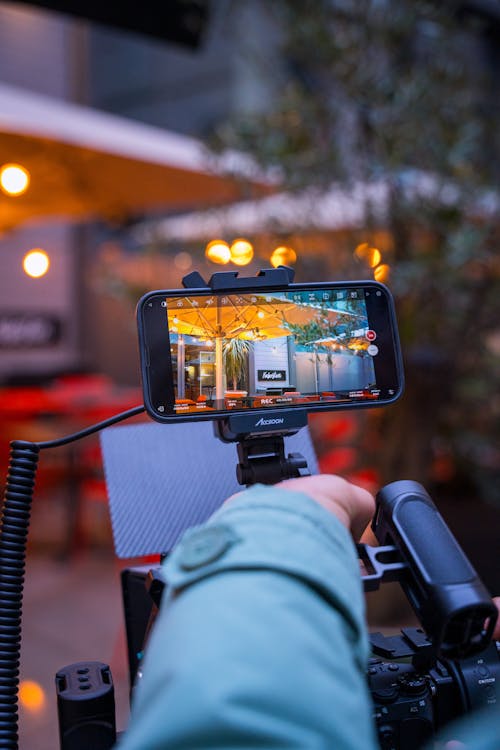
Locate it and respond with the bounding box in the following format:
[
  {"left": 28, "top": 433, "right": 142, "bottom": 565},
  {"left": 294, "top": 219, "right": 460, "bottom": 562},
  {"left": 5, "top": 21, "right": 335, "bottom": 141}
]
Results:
[{"left": 137, "top": 280, "right": 404, "bottom": 423}]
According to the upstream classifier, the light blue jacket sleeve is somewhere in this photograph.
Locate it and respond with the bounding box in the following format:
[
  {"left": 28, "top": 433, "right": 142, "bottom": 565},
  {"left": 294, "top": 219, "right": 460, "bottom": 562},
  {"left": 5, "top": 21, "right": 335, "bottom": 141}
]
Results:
[{"left": 118, "top": 484, "right": 379, "bottom": 749}]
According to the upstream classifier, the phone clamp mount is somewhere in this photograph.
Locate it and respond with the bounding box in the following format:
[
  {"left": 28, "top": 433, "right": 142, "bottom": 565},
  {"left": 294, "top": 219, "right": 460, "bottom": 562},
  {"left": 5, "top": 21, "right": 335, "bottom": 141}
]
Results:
[
  {"left": 183, "top": 265, "right": 312, "bottom": 486},
  {"left": 213, "top": 410, "right": 310, "bottom": 485},
  {"left": 181, "top": 263, "right": 296, "bottom": 292}
]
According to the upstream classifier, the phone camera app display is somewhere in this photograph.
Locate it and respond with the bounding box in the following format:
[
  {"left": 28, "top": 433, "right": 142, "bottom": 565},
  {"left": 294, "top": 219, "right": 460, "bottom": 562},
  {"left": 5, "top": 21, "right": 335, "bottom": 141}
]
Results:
[{"left": 164, "top": 288, "right": 383, "bottom": 414}]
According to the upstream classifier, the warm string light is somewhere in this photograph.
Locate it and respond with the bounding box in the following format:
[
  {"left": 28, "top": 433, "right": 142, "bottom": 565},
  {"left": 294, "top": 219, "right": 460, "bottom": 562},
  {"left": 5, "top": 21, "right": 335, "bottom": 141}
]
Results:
[
  {"left": 205, "top": 238, "right": 254, "bottom": 266},
  {"left": 205, "top": 240, "right": 231, "bottom": 264},
  {"left": 354, "top": 243, "right": 381, "bottom": 268},
  {"left": 23, "top": 249, "right": 50, "bottom": 278},
  {"left": 230, "top": 239, "right": 253, "bottom": 266},
  {"left": 205, "top": 238, "right": 299, "bottom": 269},
  {"left": 374, "top": 264, "right": 391, "bottom": 283},
  {"left": 0, "top": 163, "right": 30, "bottom": 196},
  {"left": 354, "top": 242, "right": 390, "bottom": 283},
  {"left": 270, "top": 245, "right": 297, "bottom": 267}
]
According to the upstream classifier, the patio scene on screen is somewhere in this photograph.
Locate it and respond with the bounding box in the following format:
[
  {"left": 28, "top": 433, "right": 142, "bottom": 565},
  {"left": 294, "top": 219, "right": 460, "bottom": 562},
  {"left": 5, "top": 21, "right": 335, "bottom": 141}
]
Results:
[{"left": 165, "top": 287, "right": 379, "bottom": 413}]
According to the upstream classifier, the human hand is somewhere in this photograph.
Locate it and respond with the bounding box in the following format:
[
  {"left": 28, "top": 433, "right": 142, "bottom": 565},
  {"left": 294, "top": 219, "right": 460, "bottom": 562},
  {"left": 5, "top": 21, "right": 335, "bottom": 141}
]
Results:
[{"left": 274, "top": 474, "right": 375, "bottom": 541}]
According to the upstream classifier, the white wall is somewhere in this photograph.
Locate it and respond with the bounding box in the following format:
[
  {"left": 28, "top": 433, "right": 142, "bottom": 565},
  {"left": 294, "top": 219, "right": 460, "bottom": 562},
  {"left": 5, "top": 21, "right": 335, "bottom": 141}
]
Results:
[
  {"left": 252, "top": 337, "right": 291, "bottom": 390},
  {"left": 295, "top": 351, "right": 376, "bottom": 394}
]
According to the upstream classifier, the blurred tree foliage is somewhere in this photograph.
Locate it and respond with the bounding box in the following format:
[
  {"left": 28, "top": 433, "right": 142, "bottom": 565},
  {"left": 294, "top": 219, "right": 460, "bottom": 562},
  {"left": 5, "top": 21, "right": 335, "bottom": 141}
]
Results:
[{"left": 213, "top": 0, "right": 500, "bottom": 500}]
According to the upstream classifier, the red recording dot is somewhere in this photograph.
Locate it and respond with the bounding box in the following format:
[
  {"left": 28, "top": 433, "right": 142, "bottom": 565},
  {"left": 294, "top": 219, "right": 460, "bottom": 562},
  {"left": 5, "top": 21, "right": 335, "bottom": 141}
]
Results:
[{"left": 366, "top": 330, "right": 377, "bottom": 341}]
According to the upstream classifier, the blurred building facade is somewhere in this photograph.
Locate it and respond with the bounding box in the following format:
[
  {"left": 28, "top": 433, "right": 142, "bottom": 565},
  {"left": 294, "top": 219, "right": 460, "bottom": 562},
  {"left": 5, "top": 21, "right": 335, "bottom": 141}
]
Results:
[
  {"left": 0, "top": 4, "right": 81, "bottom": 381},
  {"left": 0, "top": 0, "right": 274, "bottom": 384},
  {"left": 1, "top": 0, "right": 498, "bottom": 386}
]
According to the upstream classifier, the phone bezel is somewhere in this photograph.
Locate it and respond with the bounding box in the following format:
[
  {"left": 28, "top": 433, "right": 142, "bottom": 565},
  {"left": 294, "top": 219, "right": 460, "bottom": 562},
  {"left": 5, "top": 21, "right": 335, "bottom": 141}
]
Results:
[{"left": 137, "top": 279, "right": 404, "bottom": 423}]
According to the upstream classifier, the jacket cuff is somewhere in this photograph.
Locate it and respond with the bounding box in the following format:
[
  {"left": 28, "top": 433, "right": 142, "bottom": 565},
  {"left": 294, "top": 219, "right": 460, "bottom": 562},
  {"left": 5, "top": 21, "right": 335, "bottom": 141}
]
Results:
[{"left": 161, "top": 484, "right": 367, "bottom": 642}]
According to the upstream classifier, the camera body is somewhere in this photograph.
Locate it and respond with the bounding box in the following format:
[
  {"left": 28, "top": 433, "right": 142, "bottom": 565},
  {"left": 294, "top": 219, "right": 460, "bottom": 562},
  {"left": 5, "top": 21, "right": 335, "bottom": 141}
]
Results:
[
  {"left": 368, "top": 630, "right": 499, "bottom": 749},
  {"left": 368, "top": 657, "right": 435, "bottom": 749}
]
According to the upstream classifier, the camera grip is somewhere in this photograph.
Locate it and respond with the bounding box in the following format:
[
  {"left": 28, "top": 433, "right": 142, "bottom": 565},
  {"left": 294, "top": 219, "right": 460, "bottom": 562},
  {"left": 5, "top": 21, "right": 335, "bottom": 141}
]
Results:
[{"left": 372, "top": 480, "right": 497, "bottom": 658}]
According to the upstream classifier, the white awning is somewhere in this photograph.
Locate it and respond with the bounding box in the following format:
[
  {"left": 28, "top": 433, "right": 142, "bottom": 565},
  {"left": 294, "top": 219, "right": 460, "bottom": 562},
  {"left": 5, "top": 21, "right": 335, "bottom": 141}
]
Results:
[
  {"left": 136, "top": 181, "right": 391, "bottom": 242},
  {"left": 135, "top": 171, "right": 499, "bottom": 244},
  {"left": 0, "top": 83, "right": 273, "bottom": 230}
]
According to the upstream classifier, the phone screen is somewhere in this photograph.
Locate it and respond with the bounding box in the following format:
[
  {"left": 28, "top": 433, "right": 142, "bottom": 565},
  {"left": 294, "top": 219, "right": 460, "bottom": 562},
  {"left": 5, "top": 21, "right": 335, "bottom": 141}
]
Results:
[{"left": 138, "top": 281, "right": 403, "bottom": 421}]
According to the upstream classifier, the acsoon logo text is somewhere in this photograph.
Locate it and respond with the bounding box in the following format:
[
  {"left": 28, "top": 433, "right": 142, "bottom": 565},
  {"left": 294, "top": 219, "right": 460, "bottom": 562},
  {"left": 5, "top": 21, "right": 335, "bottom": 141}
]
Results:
[{"left": 255, "top": 417, "right": 285, "bottom": 427}]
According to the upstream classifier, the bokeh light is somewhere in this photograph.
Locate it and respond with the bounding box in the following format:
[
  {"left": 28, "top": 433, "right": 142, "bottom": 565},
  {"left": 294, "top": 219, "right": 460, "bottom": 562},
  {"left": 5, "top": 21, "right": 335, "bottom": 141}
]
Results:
[
  {"left": 270, "top": 245, "right": 297, "bottom": 267},
  {"left": 23, "top": 249, "right": 50, "bottom": 278},
  {"left": 374, "top": 263, "right": 391, "bottom": 283},
  {"left": 205, "top": 240, "right": 231, "bottom": 264},
  {"left": 174, "top": 251, "right": 192, "bottom": 271},
  {"left": 19, "top": 680, "right": 46, "bottom": 713},
  {"left": 230, "top": 238, "right": 254, "bottom": 266},
  {"left": 0, "top": 163, "right": 30, "bottom": 196},
  {"left": 354, "top": 243, "right": 381, "bottom": 268}
]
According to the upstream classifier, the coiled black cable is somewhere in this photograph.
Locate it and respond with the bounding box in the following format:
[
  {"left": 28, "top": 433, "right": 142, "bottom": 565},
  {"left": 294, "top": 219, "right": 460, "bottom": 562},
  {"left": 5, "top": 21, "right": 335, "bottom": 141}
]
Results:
[
  {"left": 0, "top": 441, "right": 39, "bottom": 749},
  {"left": 0, "top": 404, "right": 145, "bottom": 749}
]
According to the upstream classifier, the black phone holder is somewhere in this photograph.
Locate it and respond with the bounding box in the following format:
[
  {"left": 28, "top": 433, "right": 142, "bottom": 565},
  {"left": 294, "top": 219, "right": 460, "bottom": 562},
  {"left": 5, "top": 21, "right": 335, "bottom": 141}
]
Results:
[
  {"left": 186, "top": 266, "right": 313, "bottom": 485},
  {"left": 213, "top": 410, "right": 309, "bottom": 485},
  {"left": 181, "top": 264, "right": 296, "bottom": 292},
  {"left": 186, "top": 266, "right": 311, "bottom": 485}
]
